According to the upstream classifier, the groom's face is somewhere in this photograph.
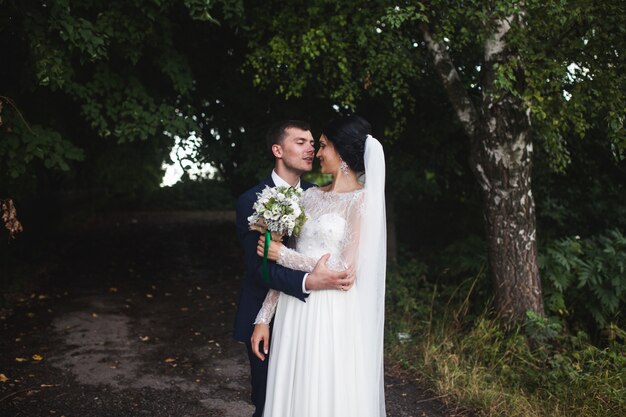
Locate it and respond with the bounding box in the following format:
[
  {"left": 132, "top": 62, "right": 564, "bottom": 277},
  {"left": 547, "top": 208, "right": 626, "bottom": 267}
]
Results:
[{"left": 274, "top": 127, "right": 315, "bottom": 174}]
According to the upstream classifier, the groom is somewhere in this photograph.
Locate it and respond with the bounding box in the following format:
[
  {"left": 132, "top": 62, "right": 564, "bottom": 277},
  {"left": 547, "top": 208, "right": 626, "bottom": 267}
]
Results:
[{"left": 234, "top": 120, "right": 355, "bottom": 417}]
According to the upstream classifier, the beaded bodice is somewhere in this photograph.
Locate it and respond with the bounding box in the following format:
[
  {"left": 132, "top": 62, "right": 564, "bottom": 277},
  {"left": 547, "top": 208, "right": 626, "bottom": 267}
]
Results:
[
  {"left": 291, "top": 187, "right": 364, "bottom": 271},
  {"left": 254, "top": 186, "right": 365, "bottom": 324}
]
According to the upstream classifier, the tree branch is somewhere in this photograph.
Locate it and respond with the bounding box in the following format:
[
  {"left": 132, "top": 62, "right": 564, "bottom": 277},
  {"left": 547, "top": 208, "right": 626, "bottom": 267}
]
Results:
[
  {"left": 0, "top": 96, "right": 36, "bottom": 134},
  {"left": 418, "top": 23, "right": 479, "bottom": 140}
]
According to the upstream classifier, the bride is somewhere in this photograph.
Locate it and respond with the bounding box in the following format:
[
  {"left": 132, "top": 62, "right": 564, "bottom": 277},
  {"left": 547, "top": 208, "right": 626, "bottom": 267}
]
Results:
[{"left": 251, "top": 115, "right": 387, "bottom": 417}]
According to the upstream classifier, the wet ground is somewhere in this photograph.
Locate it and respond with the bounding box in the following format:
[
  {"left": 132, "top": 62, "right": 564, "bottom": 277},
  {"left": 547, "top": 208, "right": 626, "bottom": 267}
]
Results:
[{"left": 1, "top": 211, "right": 457, "bottom": 417}]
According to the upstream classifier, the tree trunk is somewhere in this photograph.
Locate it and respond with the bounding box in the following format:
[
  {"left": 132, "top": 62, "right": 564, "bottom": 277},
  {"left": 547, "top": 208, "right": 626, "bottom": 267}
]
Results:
[
  {"left": 474, "top": 13, "right": 545, "bottom": 323},
  {"left": 470, "top": 103, "right": 545, "bottom": 324},
  {"left": 420, "top": 15, "right": 545, "bottom": 324}
]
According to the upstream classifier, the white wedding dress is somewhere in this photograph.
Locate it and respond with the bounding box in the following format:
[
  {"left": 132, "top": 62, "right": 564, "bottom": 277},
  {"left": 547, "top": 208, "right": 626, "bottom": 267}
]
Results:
[{"left": 255, "top": 186, "right": 383, "bottom": 417}]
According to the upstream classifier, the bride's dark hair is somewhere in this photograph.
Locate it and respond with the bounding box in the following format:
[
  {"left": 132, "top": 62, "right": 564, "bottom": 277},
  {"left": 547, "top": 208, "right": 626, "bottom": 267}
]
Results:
[{"left": 321, "top": 115, "right": 371, "bottom": 172}]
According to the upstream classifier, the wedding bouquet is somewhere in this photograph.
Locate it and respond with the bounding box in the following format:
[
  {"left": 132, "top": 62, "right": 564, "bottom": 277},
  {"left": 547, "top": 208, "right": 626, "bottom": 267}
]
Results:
[
  {"left": 248, "top": 185, "right": 307, "bottom": 283},
  {"left": 248, "top": 185, "right": 307, "bottom": 240}
]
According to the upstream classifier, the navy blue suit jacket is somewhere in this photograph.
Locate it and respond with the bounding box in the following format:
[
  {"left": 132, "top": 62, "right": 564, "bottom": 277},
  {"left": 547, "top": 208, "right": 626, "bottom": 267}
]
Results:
[{"left": 233, "top": 176, "right": 316, "bottom": 342}]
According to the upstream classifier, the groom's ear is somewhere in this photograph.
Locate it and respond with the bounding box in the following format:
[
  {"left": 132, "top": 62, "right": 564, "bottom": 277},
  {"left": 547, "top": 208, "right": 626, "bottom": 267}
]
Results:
[{"left": 271, "top": 143, "right": 283, "bottom": 159}]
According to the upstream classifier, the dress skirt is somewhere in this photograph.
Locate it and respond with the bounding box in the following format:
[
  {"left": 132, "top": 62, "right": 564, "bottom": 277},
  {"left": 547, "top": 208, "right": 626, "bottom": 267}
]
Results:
[{"left": 262, "top": 287, "right": 370, "bottom": 417}]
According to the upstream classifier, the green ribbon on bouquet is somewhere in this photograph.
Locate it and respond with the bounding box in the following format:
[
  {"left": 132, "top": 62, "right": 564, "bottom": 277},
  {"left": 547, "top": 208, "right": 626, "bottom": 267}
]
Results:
[{"left": 262, "top": 230, "right": 271, "bottom": 284}]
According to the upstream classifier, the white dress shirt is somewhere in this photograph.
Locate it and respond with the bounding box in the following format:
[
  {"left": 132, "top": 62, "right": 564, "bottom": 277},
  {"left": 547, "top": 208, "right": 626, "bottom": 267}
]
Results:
[{"left": 271, "top": 169, "right": 300, "bottom": 189}]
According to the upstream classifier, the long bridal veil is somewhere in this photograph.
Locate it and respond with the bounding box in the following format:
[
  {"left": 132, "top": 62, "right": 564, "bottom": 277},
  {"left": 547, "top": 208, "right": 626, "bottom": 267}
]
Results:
[{"left": 357, "top": 135, "right": 387, "bottom": 416}]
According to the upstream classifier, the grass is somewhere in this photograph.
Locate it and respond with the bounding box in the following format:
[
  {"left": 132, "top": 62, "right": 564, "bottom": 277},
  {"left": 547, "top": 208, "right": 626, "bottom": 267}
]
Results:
[{"left": 385, "top": 264, "right": 626, "bottom": 417}]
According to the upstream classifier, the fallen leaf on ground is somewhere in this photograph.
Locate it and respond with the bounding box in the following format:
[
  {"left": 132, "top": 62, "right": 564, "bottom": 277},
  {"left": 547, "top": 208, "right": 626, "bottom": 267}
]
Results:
[
  {"left": 146, "top": 294, "right": 154, "bottom": 298},
  {"left": 15, "top": 357, "right": 28, "bottom": 362},
  {"left": 32, "top": 354, "right": 43, "bottom": 361},
  {"left": 40, "top": 384, "right": 59, "bottom": 388},
  {"left": 164, "top": 358, "right": 176, "bottom": 363},
  {"left": 91, "top": 313, "right": 98, "bottom": 318},
  {"left": 139, "top": 336, "right": 150, "bottom": 342},
  {"left": 0, "top": 373, "right": 8, "bottom": 382}
]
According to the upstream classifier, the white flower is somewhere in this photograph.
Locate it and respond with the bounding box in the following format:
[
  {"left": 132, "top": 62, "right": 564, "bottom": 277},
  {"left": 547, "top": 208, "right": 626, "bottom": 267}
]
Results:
[{"left": 248, "top": 185, "right": 307, "bottom": 237}]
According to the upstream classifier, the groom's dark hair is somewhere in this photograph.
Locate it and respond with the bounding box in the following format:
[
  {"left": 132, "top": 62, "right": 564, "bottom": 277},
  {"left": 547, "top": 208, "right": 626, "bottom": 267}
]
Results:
[{"left": 266, "top": 120, "right": 311, "bottom": 157}]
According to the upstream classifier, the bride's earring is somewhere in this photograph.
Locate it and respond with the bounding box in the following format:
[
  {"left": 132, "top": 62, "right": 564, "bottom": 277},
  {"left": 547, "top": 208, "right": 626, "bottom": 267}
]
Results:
[{"left": 340, "top": 159, "right": 349, "bottom": 175}]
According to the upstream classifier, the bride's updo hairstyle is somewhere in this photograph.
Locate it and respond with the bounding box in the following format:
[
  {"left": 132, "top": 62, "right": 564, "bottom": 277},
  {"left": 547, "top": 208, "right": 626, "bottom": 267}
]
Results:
[{"left": 322, "top": 115, "right": 371, "bottom": 172}]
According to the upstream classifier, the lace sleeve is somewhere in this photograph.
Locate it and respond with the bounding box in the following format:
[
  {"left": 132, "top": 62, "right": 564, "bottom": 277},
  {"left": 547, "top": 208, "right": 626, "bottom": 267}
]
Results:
[
  {"left": 277, "top": 246, "right": 317, "bottom": 272},
  {"left": 336, "top": 191, "right": 365, "bottom": 273},
  {"left": 254, "top": 289, "right": 280, "bottom": 324}
]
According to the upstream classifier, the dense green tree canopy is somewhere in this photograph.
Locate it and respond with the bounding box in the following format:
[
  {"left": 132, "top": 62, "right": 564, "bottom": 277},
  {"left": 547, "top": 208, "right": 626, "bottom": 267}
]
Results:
[
  {"left": 4, "top": 1, "right": 623, "bottom": 187},
  {"left": 0, "top": 0, "right": 242, "bottom": 184},
  {"left": 244, "top": 0, "right": 625, "bottom": 165}
]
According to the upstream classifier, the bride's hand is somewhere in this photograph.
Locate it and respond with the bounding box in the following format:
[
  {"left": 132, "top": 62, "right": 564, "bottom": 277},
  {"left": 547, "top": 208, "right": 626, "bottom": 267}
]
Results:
[
  {"left": 257, "top": 237, "right": 283, "bottom": 261},
  {"left": 251, "top": 323, "right": 270, "bottom": 361}
]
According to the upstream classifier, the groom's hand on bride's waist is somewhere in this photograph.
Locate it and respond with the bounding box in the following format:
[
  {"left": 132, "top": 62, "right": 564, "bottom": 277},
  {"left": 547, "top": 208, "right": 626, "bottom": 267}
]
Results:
[{"left": 305, "top": 254, "right": 355, "bottom": 292}]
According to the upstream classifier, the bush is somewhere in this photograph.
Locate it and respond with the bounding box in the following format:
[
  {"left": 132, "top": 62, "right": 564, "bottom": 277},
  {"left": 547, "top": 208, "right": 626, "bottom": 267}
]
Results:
[
  {"left": 385, "top": 258, "right": 432, "bottom": 336},
  {"left": 539, "top": 229, "right": 626, "bottom": 330}
]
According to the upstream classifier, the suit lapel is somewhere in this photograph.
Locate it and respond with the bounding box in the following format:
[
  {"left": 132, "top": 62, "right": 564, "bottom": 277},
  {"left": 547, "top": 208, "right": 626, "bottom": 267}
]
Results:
[{"left": 260, "top": 176, "right": 275, "bottom": 189}]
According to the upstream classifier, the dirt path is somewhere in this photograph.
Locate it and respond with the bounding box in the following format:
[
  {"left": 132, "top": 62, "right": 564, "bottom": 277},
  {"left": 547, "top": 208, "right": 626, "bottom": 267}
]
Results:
[{"left": 1, "top": 211, "right": 454, "bottom": 417}]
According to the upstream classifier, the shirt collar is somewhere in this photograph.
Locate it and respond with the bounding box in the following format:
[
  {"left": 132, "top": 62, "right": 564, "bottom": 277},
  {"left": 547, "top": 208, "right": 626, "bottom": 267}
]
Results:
[{"left": 272, "top": 170, "right": 301, "bottom": 189}]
